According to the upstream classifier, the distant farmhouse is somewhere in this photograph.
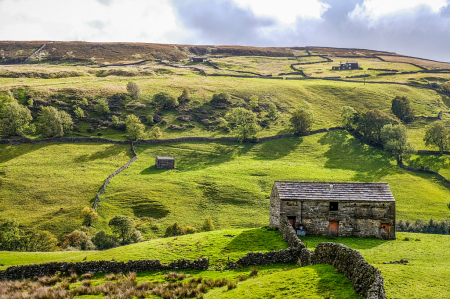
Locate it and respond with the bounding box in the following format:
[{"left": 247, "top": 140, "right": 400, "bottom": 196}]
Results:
[
  {"left": 270, "top": 181, "right": 396, "bottom": 240},
  {"left": 190, "top": 57, "right": 205, "bottom": 62},
  {"left": 332, "top": 61, "right": 360, "bottom": 70}
]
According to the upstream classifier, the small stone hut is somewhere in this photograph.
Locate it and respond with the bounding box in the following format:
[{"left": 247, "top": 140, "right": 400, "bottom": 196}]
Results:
[
  {"left": 191, "top": 57, "right": 204, "bottom": 62},
  {"left": 270, "top": 181, "right": 396, "bottom": 240},
  {"left": 155, "top": 156, "right": 175, "bottom": 169}
]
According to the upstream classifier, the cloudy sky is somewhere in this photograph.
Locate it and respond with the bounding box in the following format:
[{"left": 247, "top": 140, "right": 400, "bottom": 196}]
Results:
[{"left": 0, "top": 0, "right": 449, "bottom": 61}]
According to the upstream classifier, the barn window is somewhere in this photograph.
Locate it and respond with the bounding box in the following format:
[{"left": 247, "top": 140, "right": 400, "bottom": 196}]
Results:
[{"left": 330, "top": 202, "right": 339, "bottom": 211}]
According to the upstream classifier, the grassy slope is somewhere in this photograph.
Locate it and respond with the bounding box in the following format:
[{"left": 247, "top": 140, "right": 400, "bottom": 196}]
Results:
[
  {"left": 0, "top": 143, "right": 132, "bottom": 234},
  {"left": 1, "top": 230, "right": 448, "bottom": 298},
  {"left": 2, "top": 132, "right": 450, "bottom": 239},
  {"left": 97, "top": 132, "right": 450, "bottom": 238},
  {"left": 0, "top": 228, "right": 287, "bottom": 269},
  {"left": 303, "top": 233, "right": 450, "bottom": 299}
]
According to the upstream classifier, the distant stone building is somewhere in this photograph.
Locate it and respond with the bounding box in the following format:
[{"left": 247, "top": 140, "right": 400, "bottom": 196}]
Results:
[
  {"left": 332, "top": 61, "right": 360, "bottom": 70},
  {"left": 155, "top": 156, "right": 175, "bottom": 169},
  {"left": 270, "top": 181, "right": 396, "bottom": 240},
  {"left": 191, "top": 57, "right": 205, "bottom": 62}
]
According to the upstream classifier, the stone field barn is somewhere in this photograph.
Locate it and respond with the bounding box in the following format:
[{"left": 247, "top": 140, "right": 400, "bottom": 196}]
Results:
[{"left": 270, "top": 181, "right": 396, "bottom": 240}]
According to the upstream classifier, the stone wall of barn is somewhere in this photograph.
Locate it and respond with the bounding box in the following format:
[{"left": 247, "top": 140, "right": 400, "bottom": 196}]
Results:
[
  {"left": 279, "top": 200, "right": 396, "bottom": 239},
  {"left": 269, "top": 186, "right": 281, "bottom": 227}
]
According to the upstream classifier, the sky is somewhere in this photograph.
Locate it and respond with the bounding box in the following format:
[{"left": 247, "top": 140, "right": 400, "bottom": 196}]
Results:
[{"left": 0, "top": 0, "right": 449, "bottom": 61}]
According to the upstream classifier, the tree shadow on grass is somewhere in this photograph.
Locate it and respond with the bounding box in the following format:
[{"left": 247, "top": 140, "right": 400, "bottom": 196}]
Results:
[
  {"left": 131, "top": 200, "right": 170, "bottom": 219},
  {"left": 252, "top": 137, "right": 304, "bottom": 160},
  {"left": 317, "top": 130, "right": 397, "bottom": 182},
  {"left": 312, "top": 264, "right": 362, "bottom": 298},
  {"left": 74, "top": 145, "right": 132, "bottom": 163},
  {"left": 0, "top": 143, "right": 49, "bottom": 164},
  {"left": 409, "top": 154, "right": 450, "bottom": 172}
]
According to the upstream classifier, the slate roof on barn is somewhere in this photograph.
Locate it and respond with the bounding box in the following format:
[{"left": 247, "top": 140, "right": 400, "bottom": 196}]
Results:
[{"left": 272, "top": 181, "right": 395, "bottom": 202}]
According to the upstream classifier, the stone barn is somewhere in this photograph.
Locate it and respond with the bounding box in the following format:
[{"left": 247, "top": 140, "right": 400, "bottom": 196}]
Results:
[
  {"left": 191, "top": 57, "right": 204, "bottom": 62},
  {"left": 155, "top": 156, "right": 175, "bottom": 169},
  {"left": 270, "top": 181, "right": 396, "bottom": 240}
]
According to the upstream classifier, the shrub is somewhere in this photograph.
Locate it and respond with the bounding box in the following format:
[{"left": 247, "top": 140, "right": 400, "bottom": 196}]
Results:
[
  {"left": 268, "top": 102, "right": 279, "bottom": 120},
  {"left": 94, "top": 99, "right": 110, "bottom": 115},
  {"left": 211, "top": 92, "right": 232, "bottom": 107},
  {"left": 81, "top": 207, "right": 98, "bottom": 226},
  {"left": 238, "top": 274, "right": 248, "bottom": 281},
  {"left": 74, "top": 106, "right": 85, "bottom": 118},
  {"left": 227, "top": 280, "right": 237, "bottom": 290},
  {"left": 153, "top": 92, "right": 178, "bottom": 109},
  {"left": 91, "top": 231, "right": 119, "bottom": 250},
  {"left": 248, "top": 95, "right": 259, "bottom": 109},
  {"left": 147, "top": 114, "right": 154, "bottom": 124},
  {"left": 202, "top": 215, "right": 215, "bottom": 232},
  {"left": 178, "top": 88, "right": 190, "bottom": 103},
  {"left": 290, "top": 105, "right": 314, "bottom": 136},
  {"left": 126, "top": 82, "right": 141, "bottom": 99},
  {"left": 152, "top": 127, "right": 162, "bottom": 139},
  {"left": 27, "top": 99, "right": 34, "bottom": 107},
  {"left": 249, "top": 267, "right": 259, "bottom": 277},
  {"left": 165, "top": 222, "right": 186, "bottom": 237},
  {"left": 184, "top": 226, "right": 197, "bottom": 234},
  {"left": 111, "top": 115, "right": 120, "bottom": 126}
]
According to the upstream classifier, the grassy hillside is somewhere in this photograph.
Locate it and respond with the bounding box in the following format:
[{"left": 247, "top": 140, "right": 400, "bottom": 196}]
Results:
[
  {"left": 2, "top": 132, "right": 450, "bottom": 238},
  {"left": 1, "top": 230, "right": 449, "bottom": 298}
]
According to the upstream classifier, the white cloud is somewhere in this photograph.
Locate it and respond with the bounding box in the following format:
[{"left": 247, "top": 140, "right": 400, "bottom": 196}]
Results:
[
  {"left": 232, "top": 0, "right": 330, "bottom": 24},
  {"left": 349, "top": 0, "right": 448, "bottom": 22},
  {"left": 0, "top": 0, "right": 183, "bottom": 42}
]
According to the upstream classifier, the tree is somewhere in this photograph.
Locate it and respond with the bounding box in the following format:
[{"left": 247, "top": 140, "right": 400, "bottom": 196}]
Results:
[
  {"left": 290, "top": 107, "right": 314, "bottom": 136},
  {"left": 248, "top": 95, "right": 259, "bottom": 109},
  {"left": 341, "top": 106, "right": 357, "bottom": 130},
  {"left": 0, "top": 101, "right": 33, "bottom": 136},
  {"left": 391, "top": 96, "right": 415, "bottom": 122},
  {"left": 80, "top": 98, "right": 89, "bottom": 106},
  {"left": 38, "top": 106, "right": 73, "bottom": 137},
  {"left": 125, "top": 114, "right": 145, "bottom": 141},
  {"left": 109, "top": 215, "right": 140, "bottom": 244},
  {"left": 27, "top": 99, "right": 34, "bottom": 107},
  {"left": 146, "top": 114, "right": 154, "bottom": 124},
  {"left": 153, "top": 92, "right": 178, "bottom": 109},
  {"left": 381, "top": 124, "right": 416, "bottom": 164},
  {"left": 91, "top": 231, "right": 119, "bottom": 250},
  {"left": 23, "top": 230, "right": 58, "bottom": 252},
  {"left": 226, "top": 107, "right": 260, "bottom": 141},
  {"left": 0, "top": 218, "right": 20, "bottom": 251},
  {"left": 61, "top": 229, "right": 95, "bottom": 250},
  {"left": 424, "top": 121, "right": 450, "bottom": 154},
  {"left": 202, "top": 215, "right": 215, "bottom": 232},
  {"left": 0, "top": 90, "right": 15, "bottom": 112},
  {"left": 81, "top": 207, "right": 98, "bottom": 226},
  {"left": 355, "top": 109, "right": 399, "bottom": 143},
  {"left": 268, "top": 103, "right": 279, "bottom": 120},
  {"left": 95, "top": 99, "right": 110, "bottom": 115},
  {"left": 126, "top": 82, "right": 141, "bottom": 99},
  {"left": 74, "top": 106, "right": 85, "bottom": 118}
]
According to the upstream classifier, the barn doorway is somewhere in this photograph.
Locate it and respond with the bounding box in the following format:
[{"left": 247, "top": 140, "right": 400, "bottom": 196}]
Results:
[
  {"left": 329, "top": 221, "right": 339, "bottom": 237},
  {"left": 379, "top": 223, "right": 390, "bottom": 240},
  {"left": 287, "top": 216, "right": 296, "bottom": 229}
]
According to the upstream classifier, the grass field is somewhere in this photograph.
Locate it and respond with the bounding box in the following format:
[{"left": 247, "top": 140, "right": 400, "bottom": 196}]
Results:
[
  {"left": 1, "top": 230, "right": 448, "bottom": 298},
  {"left": 3, "top": 132, "right": 450, "bottom": 238}
]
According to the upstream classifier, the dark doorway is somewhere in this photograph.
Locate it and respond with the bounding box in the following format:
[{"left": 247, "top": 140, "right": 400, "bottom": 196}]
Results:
[
  {"left": 379, "top": 223, "right": 390, "bottom": 240},
  {"left": 329, "top": 221, "right": 339, "bottom": 237},
  {"left": 288, "top": 216, "right": 296, "bottom": 229}
]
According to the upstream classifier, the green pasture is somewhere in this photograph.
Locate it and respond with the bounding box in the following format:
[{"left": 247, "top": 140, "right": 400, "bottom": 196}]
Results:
[
  {"left": 1, "top": 230, "right": 448, "bottom": 298},
  {"left": 2, "top": 132, "right": 450, "bottom": 238}
]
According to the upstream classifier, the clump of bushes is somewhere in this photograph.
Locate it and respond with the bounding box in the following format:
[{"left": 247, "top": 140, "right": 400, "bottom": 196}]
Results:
[
  {"left": 165, "top": 222, "right": 197, "bottom": 237},
  {"left": 397, "top": 219, "right": 450, "bottom": 234}
]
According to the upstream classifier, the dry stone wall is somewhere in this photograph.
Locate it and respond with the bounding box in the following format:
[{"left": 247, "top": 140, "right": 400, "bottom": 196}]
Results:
[{"left": 2, "top": 258, "right": 209, "bottom": 280}]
